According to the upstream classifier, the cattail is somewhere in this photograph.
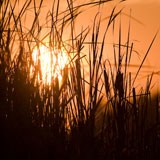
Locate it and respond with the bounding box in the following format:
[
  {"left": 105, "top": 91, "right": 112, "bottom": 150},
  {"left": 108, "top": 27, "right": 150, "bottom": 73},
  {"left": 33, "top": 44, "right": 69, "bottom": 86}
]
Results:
[
  {"left": 104, "top": 68, "right": 109, "bottom": 97},
  {"left": 115, "top": 70, "right": 124, "bottom": 99}
]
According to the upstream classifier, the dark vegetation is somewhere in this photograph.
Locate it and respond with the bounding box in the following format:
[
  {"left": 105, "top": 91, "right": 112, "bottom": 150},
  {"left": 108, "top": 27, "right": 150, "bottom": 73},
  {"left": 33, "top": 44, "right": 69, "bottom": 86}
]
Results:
[{"left": 0, "top": 0, "right": 160, "bottom": 159}]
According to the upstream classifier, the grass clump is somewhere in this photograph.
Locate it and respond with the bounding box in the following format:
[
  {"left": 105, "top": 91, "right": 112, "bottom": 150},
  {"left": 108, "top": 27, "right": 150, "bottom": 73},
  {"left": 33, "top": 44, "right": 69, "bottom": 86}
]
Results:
[{"left": 0, "top": 0, "right": 160, "bottom": 159}]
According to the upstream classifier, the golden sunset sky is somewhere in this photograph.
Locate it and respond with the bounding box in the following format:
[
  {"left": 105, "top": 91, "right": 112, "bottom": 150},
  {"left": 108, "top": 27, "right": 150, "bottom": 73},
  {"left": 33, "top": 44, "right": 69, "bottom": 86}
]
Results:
[{"left": 15, "top": 0, "right": 160, "bottom": 92}]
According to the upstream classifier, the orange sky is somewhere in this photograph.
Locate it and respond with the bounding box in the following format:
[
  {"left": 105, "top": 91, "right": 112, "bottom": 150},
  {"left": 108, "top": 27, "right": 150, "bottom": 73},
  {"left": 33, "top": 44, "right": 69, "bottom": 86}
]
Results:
[
  {"left": 75, "top": 0, "right": 160, "bottom": 92},
  {"left": 14, "top": 0, "right": 160, "bottom": 93},
  {"left": 120, "top": 0, "right": 160, "bottom": 92}
]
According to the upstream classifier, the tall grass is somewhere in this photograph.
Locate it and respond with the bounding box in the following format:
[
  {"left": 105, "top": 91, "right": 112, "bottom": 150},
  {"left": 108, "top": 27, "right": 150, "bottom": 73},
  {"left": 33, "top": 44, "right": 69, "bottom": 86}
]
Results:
[{"left": 0, "top": 0, "right": 160, "bottom": 159}]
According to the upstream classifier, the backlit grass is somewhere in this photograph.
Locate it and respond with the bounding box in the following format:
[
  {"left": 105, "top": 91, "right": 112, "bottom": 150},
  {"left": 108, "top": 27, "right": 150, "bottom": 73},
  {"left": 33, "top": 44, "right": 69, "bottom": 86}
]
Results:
[{"left": 0, "top": 0, "right": 160, "bottom": 159}]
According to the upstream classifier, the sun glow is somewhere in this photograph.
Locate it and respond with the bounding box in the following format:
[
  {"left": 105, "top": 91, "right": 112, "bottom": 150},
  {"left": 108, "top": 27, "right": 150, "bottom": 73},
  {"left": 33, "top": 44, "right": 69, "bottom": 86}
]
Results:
[{"left": 30, "top": 44, "right": 68, "bottom": 85}]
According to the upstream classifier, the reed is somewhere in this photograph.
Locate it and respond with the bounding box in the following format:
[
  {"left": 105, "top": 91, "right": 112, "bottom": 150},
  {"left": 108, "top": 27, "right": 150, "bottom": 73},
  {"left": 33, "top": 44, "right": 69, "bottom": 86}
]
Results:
[{"left": 0, "top": 0, "right": 160, "bottom": 159}]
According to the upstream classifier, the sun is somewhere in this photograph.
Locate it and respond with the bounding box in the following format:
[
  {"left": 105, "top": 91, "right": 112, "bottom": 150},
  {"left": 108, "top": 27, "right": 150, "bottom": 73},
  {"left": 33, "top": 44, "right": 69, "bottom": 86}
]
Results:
[{"left": 30, "top": 44, "right": 68, "bottom": 85}]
